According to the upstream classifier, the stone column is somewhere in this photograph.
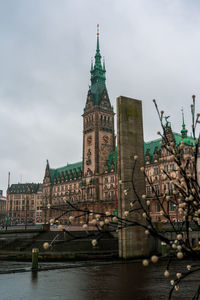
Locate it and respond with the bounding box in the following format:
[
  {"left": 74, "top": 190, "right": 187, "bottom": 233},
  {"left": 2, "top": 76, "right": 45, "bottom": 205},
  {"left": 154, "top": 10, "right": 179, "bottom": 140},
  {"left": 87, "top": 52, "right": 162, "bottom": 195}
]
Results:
[{"left": 117, "top": 96, "right": 149, "bottom": 258}]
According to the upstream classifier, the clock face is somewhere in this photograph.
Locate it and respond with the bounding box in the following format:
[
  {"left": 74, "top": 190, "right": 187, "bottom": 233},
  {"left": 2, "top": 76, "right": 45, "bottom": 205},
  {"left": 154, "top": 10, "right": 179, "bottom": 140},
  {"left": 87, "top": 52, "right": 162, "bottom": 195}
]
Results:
[
  {"left": 103, "top": 135, "right": 109, "bottom": 144},
  {"left": 87, "top": 135, "right": 92, "bottom": 145}
]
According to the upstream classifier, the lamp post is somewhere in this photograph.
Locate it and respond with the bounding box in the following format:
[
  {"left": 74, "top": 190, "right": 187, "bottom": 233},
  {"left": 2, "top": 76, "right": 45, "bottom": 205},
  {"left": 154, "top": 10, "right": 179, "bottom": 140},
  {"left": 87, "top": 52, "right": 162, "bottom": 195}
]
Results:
[
  {"left": 43, "top": 194, "right": 48, "bottom": 224},
  {"left": 25, "top": 195, "right": 28, "bottom": 230}
]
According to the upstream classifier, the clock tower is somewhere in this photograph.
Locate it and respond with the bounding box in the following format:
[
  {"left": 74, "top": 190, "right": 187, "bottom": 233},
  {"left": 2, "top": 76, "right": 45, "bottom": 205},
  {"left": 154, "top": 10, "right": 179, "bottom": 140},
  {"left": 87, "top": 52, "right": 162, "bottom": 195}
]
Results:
[{"left": 82, "top": 25, "right": 115, "bottom": 178}]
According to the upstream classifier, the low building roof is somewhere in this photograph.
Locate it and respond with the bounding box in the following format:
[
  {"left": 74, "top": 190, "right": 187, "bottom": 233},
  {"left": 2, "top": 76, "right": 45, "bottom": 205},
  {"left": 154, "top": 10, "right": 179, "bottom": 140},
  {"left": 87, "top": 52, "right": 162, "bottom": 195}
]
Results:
[{"left": 8, "top": 183, "right": 42, "bottom": 194}]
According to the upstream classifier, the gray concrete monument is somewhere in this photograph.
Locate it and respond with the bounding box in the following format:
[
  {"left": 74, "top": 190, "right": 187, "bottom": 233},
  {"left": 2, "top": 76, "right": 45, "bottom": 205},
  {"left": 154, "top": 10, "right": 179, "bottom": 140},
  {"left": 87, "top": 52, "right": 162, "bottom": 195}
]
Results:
[{"left": 117, "top": 96, "right": 150, "bottom": 258}]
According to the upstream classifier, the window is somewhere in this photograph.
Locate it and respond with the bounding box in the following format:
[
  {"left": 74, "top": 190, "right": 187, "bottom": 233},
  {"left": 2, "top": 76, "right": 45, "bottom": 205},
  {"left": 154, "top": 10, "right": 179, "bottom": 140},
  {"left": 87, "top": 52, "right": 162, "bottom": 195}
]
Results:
[
  {"left": 154, "top": 185, "right": 160, "bottom": 195},
  {"left": 147, "top": 186, "right": 151, "bottom": 193},
  {"left": 166, "top": 150, "right": 171, "bottom": 156},
  {"left": 156, "top": 203, "right": 161, "bottom": 212},
  {"left": 154, "top": 168, "right": 159, "bottom": 175},
  {"left": 168, "top": 183, "right": 173, "bottom": 195},
  {"left": 169, "top": 202, "right": 175, "bottom": 211},
  {"left": 164, "top": 165, "right": 168, "bottom": 172},
  {"left": 184, "top": 148, "right": 189, "bottom": 154}
]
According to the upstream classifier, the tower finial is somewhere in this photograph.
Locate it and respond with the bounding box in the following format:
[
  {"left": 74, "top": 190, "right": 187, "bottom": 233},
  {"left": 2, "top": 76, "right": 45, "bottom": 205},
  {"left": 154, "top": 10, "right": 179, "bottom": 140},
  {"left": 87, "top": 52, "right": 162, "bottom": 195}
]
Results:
[
  {"left": 8, "top": 171, "right": 10, "bottom": 188},
  {"left": 96, "top": 24, "right": 100, "bottom": 53},
  {"left": 94, "top": 24, "right": 101, "bottom": 70},
  {"left": 181, "top": 107, "right": 185, "bottom": 127},
  {"left": 181, "top": 107, "right": 187, "bottom": 138},
  {"left": 91, "top": 57, "right": 93, "bottom": 71},
  {"left": 103, "top": 57, "right": 105, "bottom": 70}
]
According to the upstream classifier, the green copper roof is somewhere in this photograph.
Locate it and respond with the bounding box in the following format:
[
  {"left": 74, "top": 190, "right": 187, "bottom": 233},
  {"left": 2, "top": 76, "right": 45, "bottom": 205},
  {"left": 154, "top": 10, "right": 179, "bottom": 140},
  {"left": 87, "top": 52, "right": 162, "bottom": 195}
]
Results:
[
  {"left": 144, "top": 137, "right": 162, "bottom": 157},
  {"left": 144, "top": 132, "right": 195, "bottom": 163},
  {"left": 50, "top": 161, "right": 82, "bottom": 183},
  {"left": 9, "top": 183, "right": 42, "bottom": 194},
  {"left": 89, "top": 26, "right": 108, "bottom": 105},
  {"left": 174, "top": 133, "right": 195, "bottom": 146}
]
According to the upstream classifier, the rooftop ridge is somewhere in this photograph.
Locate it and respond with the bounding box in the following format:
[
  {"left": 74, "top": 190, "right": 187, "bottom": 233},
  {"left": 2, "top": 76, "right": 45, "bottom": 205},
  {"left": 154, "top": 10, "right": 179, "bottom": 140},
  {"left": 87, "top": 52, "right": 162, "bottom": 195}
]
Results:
[
  {"left": 50, "top": 161, "right": 82, "bottom": 172},
  {"left": 145, "top": 137, "right": 162, "bottom": 144}
]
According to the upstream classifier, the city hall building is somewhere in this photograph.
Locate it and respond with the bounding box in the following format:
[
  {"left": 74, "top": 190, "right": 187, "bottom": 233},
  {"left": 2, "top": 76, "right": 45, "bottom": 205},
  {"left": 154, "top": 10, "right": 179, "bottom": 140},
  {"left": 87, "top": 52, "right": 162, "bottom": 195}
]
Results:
[
  {"left": 6, "top": 29, "right": 197, "bottom": 226},
  {"left": 42, "top": 28, "right": 117, "bottom": 224}
]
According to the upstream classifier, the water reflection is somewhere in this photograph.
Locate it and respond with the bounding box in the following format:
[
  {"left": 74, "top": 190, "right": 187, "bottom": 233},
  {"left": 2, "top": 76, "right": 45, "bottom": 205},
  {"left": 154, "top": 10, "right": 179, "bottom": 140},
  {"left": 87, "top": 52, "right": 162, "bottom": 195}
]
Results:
[
  {"left": 31, "top": 270, "right": 38, "bottom": 284},
  {"left": 0, "top": 261, "right": 198, "bottom": 300},
  {"left": 83, "top": 263, "right": 158, "bottom": 300}
]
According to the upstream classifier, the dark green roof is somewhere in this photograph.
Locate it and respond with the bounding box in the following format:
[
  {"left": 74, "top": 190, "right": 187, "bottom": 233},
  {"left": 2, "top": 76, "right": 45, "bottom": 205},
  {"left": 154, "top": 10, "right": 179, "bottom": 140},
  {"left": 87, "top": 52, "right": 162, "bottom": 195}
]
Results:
[
  {"left": 144, "top": 137, "right": 162, "bottom": 156},
  {"left": 144, "top": 132, "right": 195, "bottom": 163},
  {"left": 89, "top": 26, "right": 109, "bottom": 106},
  {"left": 9, "top": 183, "right": 42, "bottom": 194},
  {"left": 90, "top": 84, "right": 107, "bottom": 105},
  {"left": 174, "top": 133, "right": 195, "bottom": 146},
  {"left": 50, "top": 161, "right": 82, "bottom": 183}
]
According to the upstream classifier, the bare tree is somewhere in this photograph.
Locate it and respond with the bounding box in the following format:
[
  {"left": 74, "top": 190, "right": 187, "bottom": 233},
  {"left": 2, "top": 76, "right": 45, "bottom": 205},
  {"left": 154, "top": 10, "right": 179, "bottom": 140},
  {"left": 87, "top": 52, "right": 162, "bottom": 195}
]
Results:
[{"left": 43, "top": 95, "right": 200, "bottom": 300}]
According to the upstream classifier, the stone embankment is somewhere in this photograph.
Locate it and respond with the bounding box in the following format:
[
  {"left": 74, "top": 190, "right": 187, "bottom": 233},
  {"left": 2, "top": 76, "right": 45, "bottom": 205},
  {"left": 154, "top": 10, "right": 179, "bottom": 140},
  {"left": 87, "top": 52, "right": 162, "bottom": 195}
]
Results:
[{"left": 0, "top": 229, "right": 118, "bottom": 261}]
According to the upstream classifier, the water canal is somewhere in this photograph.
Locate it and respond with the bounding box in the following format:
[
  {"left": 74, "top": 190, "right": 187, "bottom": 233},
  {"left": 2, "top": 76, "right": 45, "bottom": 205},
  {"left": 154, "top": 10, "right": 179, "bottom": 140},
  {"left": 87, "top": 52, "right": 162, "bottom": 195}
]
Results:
[{"left": 0, "top": 260, "right": 198, "bottom": 300}]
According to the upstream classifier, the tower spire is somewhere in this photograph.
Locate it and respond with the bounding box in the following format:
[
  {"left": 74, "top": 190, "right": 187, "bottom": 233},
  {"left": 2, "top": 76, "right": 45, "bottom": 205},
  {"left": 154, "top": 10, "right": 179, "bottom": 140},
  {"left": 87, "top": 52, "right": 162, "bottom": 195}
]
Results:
[
  {"left": 181, "top": 107, "right": 188, "bottom": 138},
  {"left": 45, "top": 159, "right": 50, "bottom": 178},
  {"left": 182, "top": 107, "right": 185, "bottom": 127},
  {"left": 90, "top": 57, "right": 93, "bottom": 71},
  {"left": 103, "top": 57, "right": 105, "bottom": 70},
  {"left": 97, "top": 24, "right": 100, "bottom": 51},
  {"left": 86, "top": 25, "right": 111, "bottom": 107},
  {"left": 94, "top": 24, "right": 102, "bottom": 69}
]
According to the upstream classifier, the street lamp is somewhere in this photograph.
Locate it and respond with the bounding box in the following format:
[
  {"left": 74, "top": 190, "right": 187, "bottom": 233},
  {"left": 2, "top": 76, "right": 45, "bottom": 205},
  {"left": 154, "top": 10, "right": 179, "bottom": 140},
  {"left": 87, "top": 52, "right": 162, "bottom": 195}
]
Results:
[
  {"left": 43, "top": 194, "right": 48, "bottom": 224},
  {"left": 25, "top": 195, "right": 29, "bottom": 230}
]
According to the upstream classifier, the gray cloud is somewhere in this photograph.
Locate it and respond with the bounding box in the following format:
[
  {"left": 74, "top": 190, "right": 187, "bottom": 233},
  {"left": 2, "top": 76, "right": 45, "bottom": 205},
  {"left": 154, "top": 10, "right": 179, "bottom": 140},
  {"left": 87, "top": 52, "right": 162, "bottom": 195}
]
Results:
[{"left": 1, "top": 0, "right": 200, "bottom": 193}]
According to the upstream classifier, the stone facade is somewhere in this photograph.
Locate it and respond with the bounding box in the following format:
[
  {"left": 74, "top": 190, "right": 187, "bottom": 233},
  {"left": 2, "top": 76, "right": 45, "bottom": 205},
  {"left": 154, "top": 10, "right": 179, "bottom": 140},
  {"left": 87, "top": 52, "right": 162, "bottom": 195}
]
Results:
[
  {"left": 7, "top": 183, "right": 43, "bottom": 225},
  {"left": 144, "top": 121, "right": 196, "bottom": 222}
]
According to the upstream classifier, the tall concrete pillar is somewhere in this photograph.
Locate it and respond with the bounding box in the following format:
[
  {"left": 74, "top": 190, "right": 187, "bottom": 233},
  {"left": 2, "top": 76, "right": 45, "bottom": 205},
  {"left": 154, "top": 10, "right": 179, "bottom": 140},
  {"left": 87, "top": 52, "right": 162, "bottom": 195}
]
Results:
[{"left": 117, "top": 96, "right": 149, "bottom": 258}]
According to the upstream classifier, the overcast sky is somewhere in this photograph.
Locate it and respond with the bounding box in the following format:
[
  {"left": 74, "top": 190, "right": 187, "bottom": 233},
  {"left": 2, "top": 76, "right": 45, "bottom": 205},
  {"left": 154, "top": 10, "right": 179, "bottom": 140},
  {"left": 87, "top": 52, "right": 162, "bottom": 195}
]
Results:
[{"left": 1, "top": 0, "right": 200, "bottom": 194}]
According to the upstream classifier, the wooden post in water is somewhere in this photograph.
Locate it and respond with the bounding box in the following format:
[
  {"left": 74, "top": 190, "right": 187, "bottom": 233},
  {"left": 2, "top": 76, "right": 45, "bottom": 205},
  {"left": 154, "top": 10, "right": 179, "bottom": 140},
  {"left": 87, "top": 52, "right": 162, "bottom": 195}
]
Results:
[{"left": 32, "top": 248, "right": 39, "bottom": 270}]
